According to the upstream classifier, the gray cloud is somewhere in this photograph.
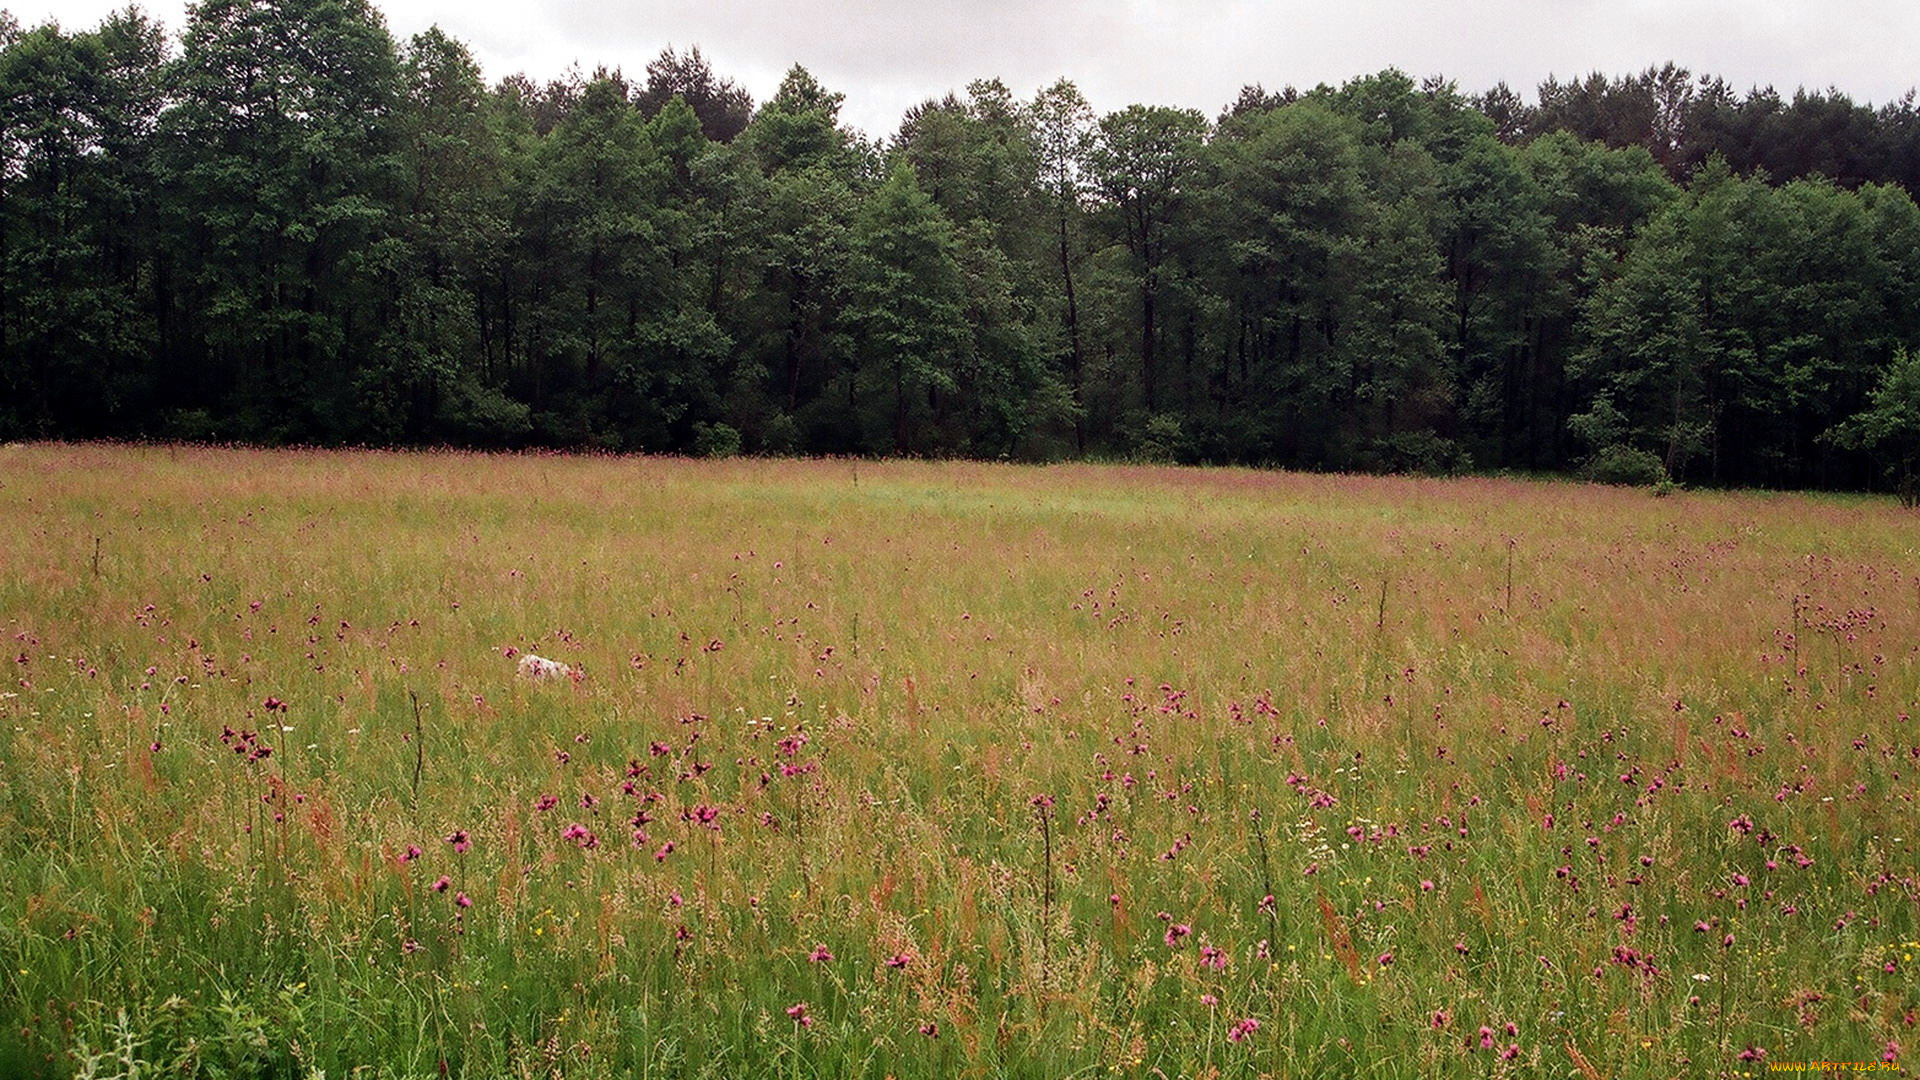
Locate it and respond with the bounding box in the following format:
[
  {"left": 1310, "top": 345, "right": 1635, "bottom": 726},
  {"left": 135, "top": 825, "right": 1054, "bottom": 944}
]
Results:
[{"left": 15, "top": 0, "right": 1920, "bottom": 137}]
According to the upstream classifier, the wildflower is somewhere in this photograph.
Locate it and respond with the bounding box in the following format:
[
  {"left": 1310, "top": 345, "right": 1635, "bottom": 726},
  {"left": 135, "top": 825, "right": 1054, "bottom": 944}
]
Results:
[
  {"left": 885, "top": 952, "right": 913, "bottom": 968},
  {"left": 1431, "top": 1009, "right": 1449, "bottom": 1029},
  {"left": 1377, "top": 951, "right": 1395, "bottom": 967},
  {"left": 400, "top": 844, "right": 422, "bottom": 863},
  {"left": 1479, "top": 1026, "right": 1496, "bottom": 1049},
  {"left": 445, "top": 829, "right": 471, "bottom": 854},
  {"left": 1201, "top": 994, "right": 1219, "bottom": 1007},
  {"left": 535, "top": 794, "right": 558, "bottom": 812},
  {"left": 1226, "top": 1017, "right": 1260, "bottom": 1043},
  {"left": 1501, "top": 1044, "right": 1520, "bottom": 1060},
  {"left": 1165, "top": 923, "right": 1191, "bottom": 948},
  {"left": 786, "top": 1002, "right": 813, "bottom": 1028},
  {"left": 918, "top": 1021, "right": 938, "bottom": 1038},
  {"left": 455, "top": 892, "right": 472, "bottom": 908},
  {"left": 1420, "top": 879, "right": 1434, "bottom": 892},
  {"left": 809, "top": 945, "right": 833, "bottom": 963},
  {"left": 1200, "top": 944, "right": 1227, "bottom": 970},
  {"left": 431, "top": 875, "right": 451, "bottom": 893}
]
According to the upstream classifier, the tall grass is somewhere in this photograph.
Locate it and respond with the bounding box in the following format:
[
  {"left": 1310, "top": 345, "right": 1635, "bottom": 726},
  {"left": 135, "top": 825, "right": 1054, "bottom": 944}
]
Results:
[{"left": 2, "top": 443, "right": 1916, "bottom": 1077}]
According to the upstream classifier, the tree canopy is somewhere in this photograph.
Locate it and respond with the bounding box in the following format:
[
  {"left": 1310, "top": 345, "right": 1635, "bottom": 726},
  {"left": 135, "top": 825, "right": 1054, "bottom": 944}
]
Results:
[{"left": 6, "top": 5, "right": 1920, "bottom": 491}]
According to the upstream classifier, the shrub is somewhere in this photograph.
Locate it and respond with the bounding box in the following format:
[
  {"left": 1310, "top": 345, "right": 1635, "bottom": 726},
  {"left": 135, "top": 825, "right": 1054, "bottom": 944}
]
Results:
[
  {"left": 1369, "top": 431, "right": 1471, "bottom": 476},
  {"left": 1581, "top": 444, "right": 1669, "bottom": 486},
  {"left": 692, "top": 422, "right": 743, "bottom": 459},
  {"left": 1128, "top": 412, "right": 1195, "bottom": 464}
]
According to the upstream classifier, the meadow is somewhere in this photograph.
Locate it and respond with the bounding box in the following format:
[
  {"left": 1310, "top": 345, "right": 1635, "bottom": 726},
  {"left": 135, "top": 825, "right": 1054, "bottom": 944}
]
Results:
[{"left": 2, "top": 442, "right": 1917, "bottom": 1079}]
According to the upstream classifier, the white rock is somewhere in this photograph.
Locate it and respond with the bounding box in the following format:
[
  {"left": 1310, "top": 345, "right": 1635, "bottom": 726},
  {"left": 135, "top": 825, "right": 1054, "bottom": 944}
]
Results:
[{"left": 517, "top": 654, "right": 577, "bottom": 680}]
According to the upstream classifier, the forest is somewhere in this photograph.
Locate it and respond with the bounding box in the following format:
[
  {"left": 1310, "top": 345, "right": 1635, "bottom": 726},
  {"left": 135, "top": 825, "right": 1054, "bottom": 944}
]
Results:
[{"left": 8, "top": 0, "right": 1920, "bottom": 490}]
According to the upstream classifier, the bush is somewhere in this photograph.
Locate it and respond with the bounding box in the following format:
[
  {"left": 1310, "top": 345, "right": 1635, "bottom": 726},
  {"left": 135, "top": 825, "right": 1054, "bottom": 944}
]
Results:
[
  {"left": 691, "top": 422, "right": 743, "bottom": 459},
  {"left": 1128, "top": 412, "right": 1195, "bottom": 464},
  {"left": 1581, "top": 444, "right": 1669, "bottom": 486},
  {"left": 159, "top": 408, "right": 221, "bottom": 443},
  {"left": 436, "top": 380, "right": 533, "bottom": 448},
  {"left": 1369, "top": 431, "right": 1471, "bottom": 476}
]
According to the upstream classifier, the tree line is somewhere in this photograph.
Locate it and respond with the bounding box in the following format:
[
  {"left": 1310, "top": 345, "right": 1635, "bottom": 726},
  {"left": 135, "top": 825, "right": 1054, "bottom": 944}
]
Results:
[{"left": 8, "top": 0, "right": 1920, "bottom": 491}]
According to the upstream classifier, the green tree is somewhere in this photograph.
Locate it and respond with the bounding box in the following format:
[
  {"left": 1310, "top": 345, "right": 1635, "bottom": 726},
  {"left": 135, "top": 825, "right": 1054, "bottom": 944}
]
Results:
[
  {"left": 635, "top": 46, "right": 752, "bottom": 143},
  {"left": 1090, "top": 104, "right": 1207, "bottom": 414},
  {"left": 0, "top": 11, "right": 168, "bottom": 436},
  {"left": 358, "top": 26, "right": 524, "bottom": 444},
  {"left": 1827, "top": 347, "right": 1920, "bottom": 503},
  {"left": 847, "top": 161, "right": 968, "bottom": 453},
  {"left": 1029, "top": 78, "right": 1097, "bottom": 450},
  {"left": 516, "top": 71, "right": 721, "bottom": 449},
  {"left": 161, "top": 0, "right": 406, "bottom": 441}
]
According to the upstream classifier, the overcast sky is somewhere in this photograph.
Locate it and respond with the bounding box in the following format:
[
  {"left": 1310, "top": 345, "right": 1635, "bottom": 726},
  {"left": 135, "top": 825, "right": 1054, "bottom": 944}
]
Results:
[{"left": 12, "top": 0, "right": 1920, "bottom": 139}]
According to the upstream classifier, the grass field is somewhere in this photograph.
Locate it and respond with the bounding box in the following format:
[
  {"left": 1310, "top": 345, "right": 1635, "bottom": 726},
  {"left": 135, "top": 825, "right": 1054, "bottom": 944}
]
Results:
[{"left": 3, "top": 442, "right": 1919, "bottom": 1078}]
